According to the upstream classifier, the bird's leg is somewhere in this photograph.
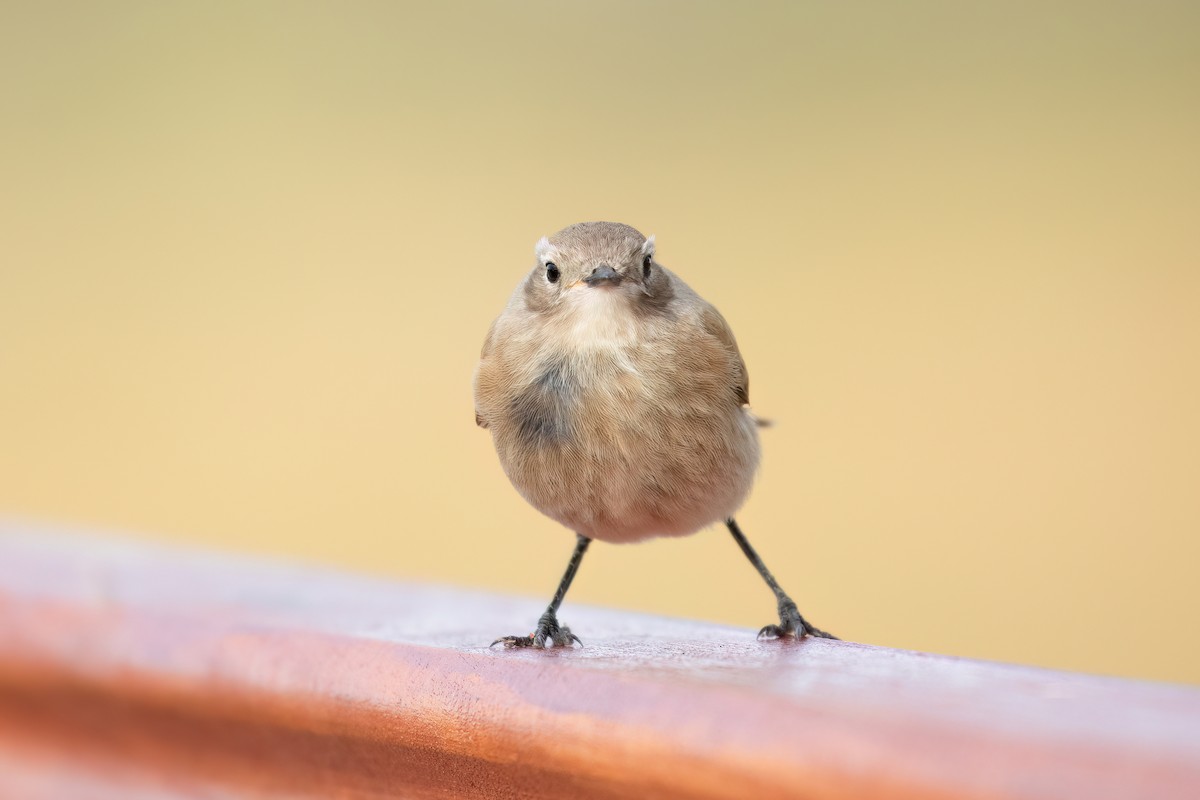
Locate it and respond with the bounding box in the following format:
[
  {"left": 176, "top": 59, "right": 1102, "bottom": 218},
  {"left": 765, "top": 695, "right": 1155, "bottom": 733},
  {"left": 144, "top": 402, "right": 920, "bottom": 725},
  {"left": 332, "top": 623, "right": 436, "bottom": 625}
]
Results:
[
  {"left": 726, "top": 518, "right": 837, "bottom": 640},
  {"left": 492, "top": 534, "right": 591, "bottom": 648}
]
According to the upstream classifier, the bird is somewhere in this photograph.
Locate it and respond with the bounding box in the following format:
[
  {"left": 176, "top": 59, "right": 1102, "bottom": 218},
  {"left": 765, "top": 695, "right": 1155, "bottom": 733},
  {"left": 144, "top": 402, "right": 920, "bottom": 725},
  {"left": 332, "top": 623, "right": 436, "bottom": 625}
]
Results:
[{"left": 473, "top": 221, "right": 834, "bottom": 647}]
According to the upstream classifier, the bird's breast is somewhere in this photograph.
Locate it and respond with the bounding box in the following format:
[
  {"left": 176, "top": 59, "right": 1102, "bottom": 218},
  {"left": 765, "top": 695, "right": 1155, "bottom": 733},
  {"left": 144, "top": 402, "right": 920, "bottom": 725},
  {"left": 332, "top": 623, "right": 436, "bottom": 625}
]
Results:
[
  {"left": 508, "top": 357, "right": 578, "bottom": 449},
  {"left": 492, "top": 335, "right": 753, "bottom": 542},
  {"left": 507, "top": 346, "right": 643, "bottom": 449}
]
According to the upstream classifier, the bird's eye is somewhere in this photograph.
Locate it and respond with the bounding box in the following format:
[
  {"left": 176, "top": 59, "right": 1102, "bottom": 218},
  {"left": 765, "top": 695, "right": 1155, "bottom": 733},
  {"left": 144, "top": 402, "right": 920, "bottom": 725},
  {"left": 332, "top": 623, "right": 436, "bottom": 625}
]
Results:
[
  {"left": 642, "top": 255, "right": 652, "bottom": 278},
  {"left": 546, "top": 262, "right": 560, "bottom": 283}
]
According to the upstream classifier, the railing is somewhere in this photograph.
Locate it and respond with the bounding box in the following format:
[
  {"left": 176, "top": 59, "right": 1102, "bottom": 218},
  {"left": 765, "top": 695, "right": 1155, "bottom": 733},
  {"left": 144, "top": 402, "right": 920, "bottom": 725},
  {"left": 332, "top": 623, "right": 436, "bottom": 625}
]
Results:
[{"left": 1, "top": 521, "right": 1198, "bottom": 799}]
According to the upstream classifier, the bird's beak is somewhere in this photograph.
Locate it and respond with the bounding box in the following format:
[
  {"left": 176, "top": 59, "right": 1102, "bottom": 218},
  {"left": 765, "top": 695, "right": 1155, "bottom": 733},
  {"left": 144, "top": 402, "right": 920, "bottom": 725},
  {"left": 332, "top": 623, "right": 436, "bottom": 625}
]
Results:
[{"left": 583, "top": 265, "right": 622, "bottom": 287}]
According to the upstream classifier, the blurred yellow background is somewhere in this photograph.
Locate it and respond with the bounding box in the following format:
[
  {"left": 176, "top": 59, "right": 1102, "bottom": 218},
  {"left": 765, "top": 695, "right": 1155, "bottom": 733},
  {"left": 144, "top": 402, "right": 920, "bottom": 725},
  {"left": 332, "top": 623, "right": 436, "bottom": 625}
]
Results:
[{"left": 2, "top": 1, "right": 1198, "bottom": 683}]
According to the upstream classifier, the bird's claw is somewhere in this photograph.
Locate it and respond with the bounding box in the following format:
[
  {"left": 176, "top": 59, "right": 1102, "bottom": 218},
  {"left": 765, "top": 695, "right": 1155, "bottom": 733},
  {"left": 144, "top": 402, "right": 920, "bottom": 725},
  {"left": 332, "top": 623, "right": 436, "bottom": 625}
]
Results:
[
  {"left": 491, "top": 613, "right": 582, "bottom": 649},
  {"left": 756, "top": 624, "right": 788, "bottom": 640},
  {"left": 757, "top": 601, "right": 838, "bottom": 641},
  {"left": 491, "top": 634, "right": 536, "bottom": 648}
]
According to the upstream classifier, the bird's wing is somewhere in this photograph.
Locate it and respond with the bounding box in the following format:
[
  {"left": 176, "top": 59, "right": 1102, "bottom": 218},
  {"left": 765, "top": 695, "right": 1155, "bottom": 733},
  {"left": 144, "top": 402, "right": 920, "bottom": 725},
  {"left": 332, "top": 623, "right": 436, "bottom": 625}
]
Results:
[
  {"left": 699, "top": 303, "right": 750, "bottom": 406},
  {"left": 474, "top": 319, "right": 500, "bottom": 429},
  {"left": 479, "top": 316, "right": 499, "bottom": 360}
]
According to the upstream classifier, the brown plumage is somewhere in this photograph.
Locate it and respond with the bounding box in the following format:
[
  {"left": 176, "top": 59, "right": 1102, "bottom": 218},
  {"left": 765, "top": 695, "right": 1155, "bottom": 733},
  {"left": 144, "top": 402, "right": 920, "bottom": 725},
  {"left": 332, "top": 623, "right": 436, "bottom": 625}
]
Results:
[
  {"left": 475, "top": 221, "right": 834, "bottom": 648},
  {"left": 474, "top": 221, "right": 758, "bottom": 544}
]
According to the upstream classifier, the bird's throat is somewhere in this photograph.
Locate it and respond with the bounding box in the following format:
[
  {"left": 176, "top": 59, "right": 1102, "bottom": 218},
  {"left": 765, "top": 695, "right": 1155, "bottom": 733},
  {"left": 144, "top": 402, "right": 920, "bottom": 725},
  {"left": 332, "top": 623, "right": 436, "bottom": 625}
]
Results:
[{"left": 562, "top": 289, "right": 639, "bottom": 351}]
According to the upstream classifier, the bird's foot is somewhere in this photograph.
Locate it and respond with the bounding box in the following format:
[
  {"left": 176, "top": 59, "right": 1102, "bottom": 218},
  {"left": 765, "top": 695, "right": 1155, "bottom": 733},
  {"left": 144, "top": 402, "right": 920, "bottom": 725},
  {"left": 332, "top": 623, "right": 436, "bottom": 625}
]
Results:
[
  {"left": 758, "top": 599, "right": 838, "bottom": 641},
  {"left": 491, "top": 610, "right": 581, "bottom": 649}
]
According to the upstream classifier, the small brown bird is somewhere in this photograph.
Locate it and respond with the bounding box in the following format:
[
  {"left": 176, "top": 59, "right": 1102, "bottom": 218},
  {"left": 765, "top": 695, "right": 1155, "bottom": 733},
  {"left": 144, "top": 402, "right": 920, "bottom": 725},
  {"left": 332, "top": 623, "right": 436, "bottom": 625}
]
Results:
[{"left": 474, "top": 221, "right": 834, "bottom": 647}]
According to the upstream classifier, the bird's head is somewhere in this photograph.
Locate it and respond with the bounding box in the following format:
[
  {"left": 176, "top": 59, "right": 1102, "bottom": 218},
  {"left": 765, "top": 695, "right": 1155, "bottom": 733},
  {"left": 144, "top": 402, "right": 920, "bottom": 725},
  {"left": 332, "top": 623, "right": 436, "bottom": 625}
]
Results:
[{"left": 522, "top": 221, "right": 671, "bottom": 315}]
